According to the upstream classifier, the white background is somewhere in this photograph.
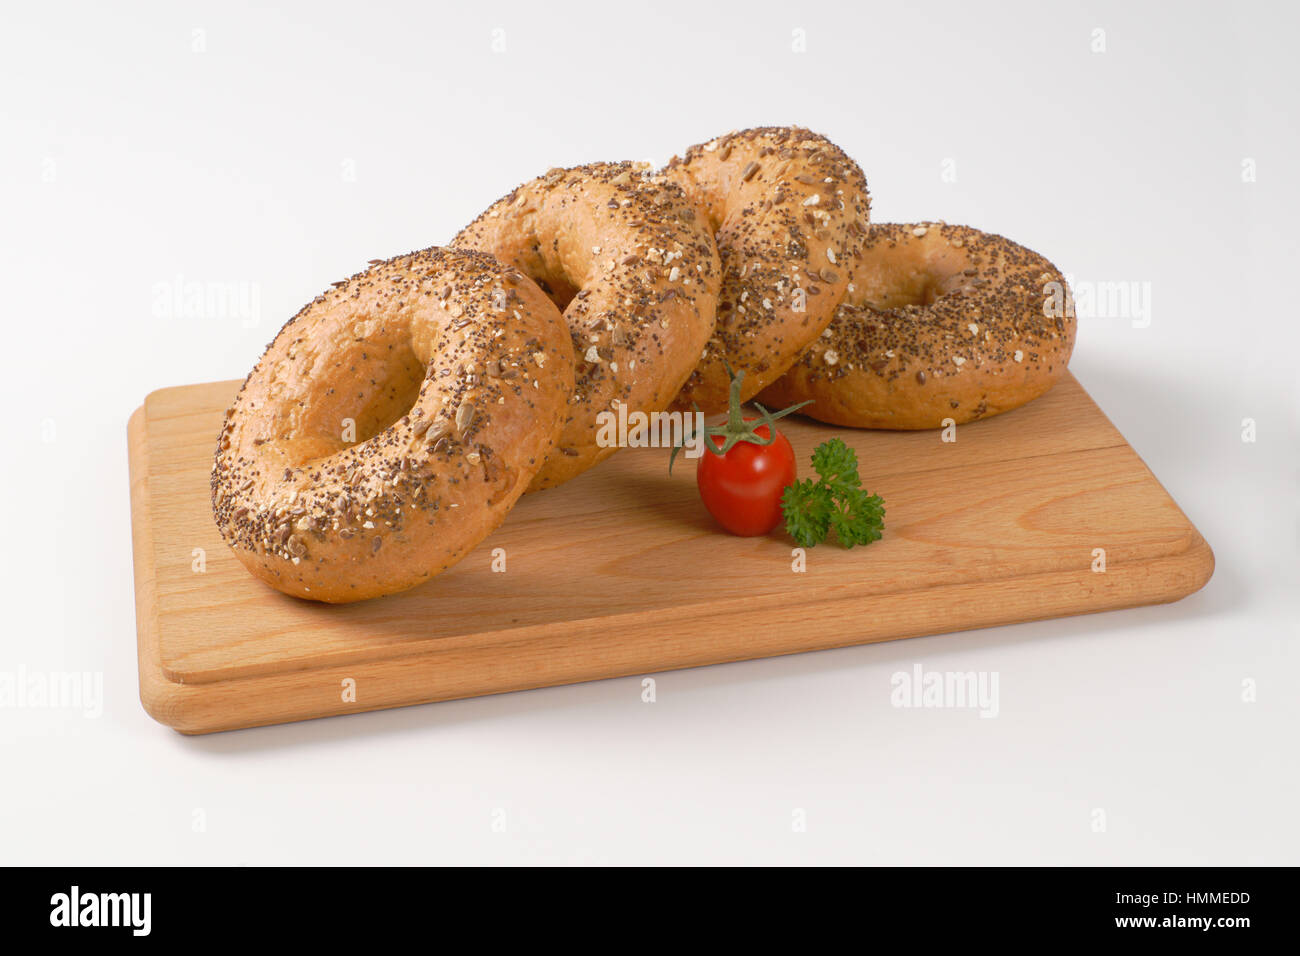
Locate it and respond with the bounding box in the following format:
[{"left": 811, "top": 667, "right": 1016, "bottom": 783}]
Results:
[{"left": 2, "top": 0, "right": 1296, "bottom": 865}]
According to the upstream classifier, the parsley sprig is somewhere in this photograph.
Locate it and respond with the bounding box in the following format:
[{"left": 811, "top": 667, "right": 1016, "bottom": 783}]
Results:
[{"left": 781, "top": 438, "right": 885, "bottom": 548}]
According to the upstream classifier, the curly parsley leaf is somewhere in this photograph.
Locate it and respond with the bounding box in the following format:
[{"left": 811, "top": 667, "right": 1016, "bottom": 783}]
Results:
[
  {"left": 784, "top": 440, "right": 885, "bottom": 548},
  {"left": 781, "top": 478, "right": 834, "bottom": 548},
  {"left": 810, "top": 437, "right": 861, "bottom": 497},
  {"left": 829, "top": 486, "right": 885, "bottom": 548}
]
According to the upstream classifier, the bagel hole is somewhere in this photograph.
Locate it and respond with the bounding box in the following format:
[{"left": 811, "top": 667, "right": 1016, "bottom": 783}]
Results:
[
  {"left": 290, "top": 341, "right": 426, "bottom": 464},
  {"left": 859, "top": 248, "right": 971, "bottom": 310},
  {"left": 529, "top": 274, "right": 580, "bottom": 312},
  {"left": 862, "top": 274, "right": 945, "bottom": 310},
  {"left": 348, "top": 357, "right": 425, "bottom": 445},
  {"left": 510, "top": 243, "right": 582, "bottom": 312}
]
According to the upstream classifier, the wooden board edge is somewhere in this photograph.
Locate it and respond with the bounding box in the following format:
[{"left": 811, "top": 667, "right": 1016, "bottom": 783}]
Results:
[
  {"left": 138, "top": 528, "right": 1215, "bottom": 735},
  {"left": 1175, "top": 529, "right": 1214, "bottom": 599},
  {"left": 128, "top": 404, "right": 175, "bottom": 731}
]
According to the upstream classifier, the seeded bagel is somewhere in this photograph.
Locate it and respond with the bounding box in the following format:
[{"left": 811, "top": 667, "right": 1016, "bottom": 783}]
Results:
[
  {"left": 757, "top": 222, "right": 1075, "bottom": 429},
  {"left": 663, "top": 126, "right": 871, "bottom": 412},
  {"left": 211, "top": 247, "right": 575, "bottom": 603},
  {"left": 453, "top": 161, "right": 721, "bottom": 490}
]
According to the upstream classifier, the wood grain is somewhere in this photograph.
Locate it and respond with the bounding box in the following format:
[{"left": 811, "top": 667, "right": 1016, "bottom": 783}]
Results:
[{"left": 127, "top": 373, "right": 1213, "bottom": 734}]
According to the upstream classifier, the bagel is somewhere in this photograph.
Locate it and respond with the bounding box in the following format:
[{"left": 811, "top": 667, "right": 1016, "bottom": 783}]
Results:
[
  {"left": 662, "top": 126, "right": 871, "bottom": 412},
  {"left": 210, "top": 247, "right": 575, "bottom": 603},
  {"left": 757, "top": 222, "right": 1075, "bottom": 429},
  {"left": 453, "top": 162, "right": 721, "bottom": 490}
]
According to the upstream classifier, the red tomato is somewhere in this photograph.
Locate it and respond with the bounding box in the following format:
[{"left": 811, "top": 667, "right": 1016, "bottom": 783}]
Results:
[{"left": 696, "top": 420, "right": 797, "bottom": 536}]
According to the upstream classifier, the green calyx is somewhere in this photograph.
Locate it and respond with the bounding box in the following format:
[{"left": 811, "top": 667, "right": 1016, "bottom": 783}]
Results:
[{"left": 669, "top": 364, "right": 811, "bottom": 473}]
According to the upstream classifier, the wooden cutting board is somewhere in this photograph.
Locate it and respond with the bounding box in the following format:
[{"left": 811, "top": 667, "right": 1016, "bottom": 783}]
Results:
[{"left": 128, "top": 372, "right": 1213, "bottom": 734}]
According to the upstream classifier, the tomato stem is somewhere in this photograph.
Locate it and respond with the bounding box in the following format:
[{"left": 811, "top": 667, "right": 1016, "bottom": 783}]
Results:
[{"left": 669, "top": 363, "right": 812, "bottom": 473}]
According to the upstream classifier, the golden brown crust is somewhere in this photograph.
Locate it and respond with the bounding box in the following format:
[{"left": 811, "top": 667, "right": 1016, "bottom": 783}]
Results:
[
  {"left": 662, "top": 126, "right": 871, "bottom": 412},
  {"left": 757, "top": 223, "right": 1076, "bottom": 429},
  {"left": 453, "top": 162, "right": 720, "bottom": 490},
  {"left": 210, "top": 247, "right": 575, "bottom": 603}
]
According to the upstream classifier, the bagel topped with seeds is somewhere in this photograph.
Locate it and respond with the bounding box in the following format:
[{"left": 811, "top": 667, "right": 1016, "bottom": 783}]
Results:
[
  {"left": 757, "top": 222, "right": 1075, "bottom": 429},
  {"left": 453, "top": 161, "right": 721, "bottom": 490},
  {"left": 210, "top": 247, "right": 575, "bottom": 603},
  {"left": 663, "top": 126, "right": 871, "bottom": 413}
]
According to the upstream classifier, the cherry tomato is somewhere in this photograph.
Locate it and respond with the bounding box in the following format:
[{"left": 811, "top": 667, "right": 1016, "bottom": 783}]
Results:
[{"left": 696, "top": 420, "right": 797, "bottom": 536}]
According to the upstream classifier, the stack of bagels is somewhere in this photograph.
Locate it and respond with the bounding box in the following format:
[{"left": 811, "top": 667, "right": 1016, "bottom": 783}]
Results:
[{"left": 211, "top": 126, "right": 1076, "bottom": 602}]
